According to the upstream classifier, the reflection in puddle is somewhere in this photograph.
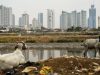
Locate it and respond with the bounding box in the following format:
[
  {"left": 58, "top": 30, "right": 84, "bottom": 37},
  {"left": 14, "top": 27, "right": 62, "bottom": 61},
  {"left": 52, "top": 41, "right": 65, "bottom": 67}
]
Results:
[
  {"left": 0, "top": 49, "right": 83, "bottom": 62},
  {"left": 27, "top": 49, "right": 83, "bottom": 62}
]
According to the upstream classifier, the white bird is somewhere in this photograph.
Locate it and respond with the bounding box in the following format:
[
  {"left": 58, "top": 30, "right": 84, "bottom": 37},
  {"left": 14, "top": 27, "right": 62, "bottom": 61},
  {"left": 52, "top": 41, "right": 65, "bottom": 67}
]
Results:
[{"left": 0, "top": 42, "right": 26, "bottom": 70}]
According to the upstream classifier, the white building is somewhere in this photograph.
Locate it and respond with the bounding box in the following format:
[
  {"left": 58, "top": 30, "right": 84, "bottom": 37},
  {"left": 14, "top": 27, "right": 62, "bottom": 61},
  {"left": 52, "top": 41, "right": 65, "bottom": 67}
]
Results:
[
  {"left": 12, "top": 14, "right": 15, "bottom": 27},
  {"left": 22, "top": 13, "right": 29, "bottom": 26},
  {"left": 38, "top": 13, "right": 43, "bottom": 28},
  {"left": 98, "top": 16, "right": 100, "bottom": 28},
  {"left": 71, "top": 11, "right": 77, "bottom": 27},
  {"left": 19, "top": 13, "right": 29, "bottom": 29},
  {"left": 76, "top": 10, "right": 87, "bottom": 28},
  {"left": 67, "top": 13, "right": 72, "bottom": 28},
  {"left": 77, "top": 12, "right": 81, "bottom": 27},
  {"left": 0, "top": 5, "right": 12, "bottom": 27},
  {"left": 60, "top": 11, "right": 68, "bottom": 30},
  {"left": 32, "top": 18, "right": 40, "bottom": 30},
  {"left": 80, "top": 10, "right": 87, "bottom": 28},
  {"left": 47, "top": 9, "right": 55, "bottom": 29}
]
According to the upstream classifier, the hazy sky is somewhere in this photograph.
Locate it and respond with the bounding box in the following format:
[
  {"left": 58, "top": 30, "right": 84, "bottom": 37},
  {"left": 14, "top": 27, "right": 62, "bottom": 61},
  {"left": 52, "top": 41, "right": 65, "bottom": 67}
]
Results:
[{"left": 0, "top": 0, "right": 100, "bottom": 28}]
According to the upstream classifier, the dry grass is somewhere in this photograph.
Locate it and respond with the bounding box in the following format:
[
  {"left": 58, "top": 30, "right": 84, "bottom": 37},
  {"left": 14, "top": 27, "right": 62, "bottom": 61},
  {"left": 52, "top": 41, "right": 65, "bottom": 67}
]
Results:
[{"left": 0, "top": 34, "right": 98, "bottom": 43}]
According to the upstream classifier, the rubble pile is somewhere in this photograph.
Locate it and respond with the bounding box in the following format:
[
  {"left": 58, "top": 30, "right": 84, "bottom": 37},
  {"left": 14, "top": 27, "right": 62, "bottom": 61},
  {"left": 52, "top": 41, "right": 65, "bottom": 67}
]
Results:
[{"left": 41, "top": 57, "right": 100, "bottom": 75}]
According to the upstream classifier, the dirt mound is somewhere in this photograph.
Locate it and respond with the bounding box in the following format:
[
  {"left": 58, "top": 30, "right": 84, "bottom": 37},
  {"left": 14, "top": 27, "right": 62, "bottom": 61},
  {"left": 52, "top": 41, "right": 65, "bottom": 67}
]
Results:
[{"left": 41, "top": 57, "right": 100, "bottom": 75}]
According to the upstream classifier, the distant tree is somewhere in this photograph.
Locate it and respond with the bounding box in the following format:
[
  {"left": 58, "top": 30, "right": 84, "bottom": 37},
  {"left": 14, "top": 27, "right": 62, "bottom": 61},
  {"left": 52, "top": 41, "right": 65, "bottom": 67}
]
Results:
[
  {"left": 97, "top": 27, "right": 100, "bottom": 31},
  {"left": 67, "top": 26, "right": 75, "bottom": 32},
  {"left": 67, "top": 26, "right": 83, "bottom": 32},
  {"left": 75, "top": 27, "right": 82, "bottom": 31}
]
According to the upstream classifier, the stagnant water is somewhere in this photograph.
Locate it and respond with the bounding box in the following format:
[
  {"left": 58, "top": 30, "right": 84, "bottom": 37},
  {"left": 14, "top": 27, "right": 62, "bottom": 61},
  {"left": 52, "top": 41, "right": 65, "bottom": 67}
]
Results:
[{"left": 0, "top": 43, "right": 85, "bottom": 62}]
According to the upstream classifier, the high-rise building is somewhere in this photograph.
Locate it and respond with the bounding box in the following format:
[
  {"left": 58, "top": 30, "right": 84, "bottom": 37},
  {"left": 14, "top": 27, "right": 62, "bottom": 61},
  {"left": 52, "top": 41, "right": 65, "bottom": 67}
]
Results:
[
  {"left": 77, "top": 12, "right": 81, "bottom": 27},
  {"left": 60, "top": 11, "right": 68, "bottom": 30},
  {"left": 71, "top": 11, "right": 77, "bottom": 27},
  {"left": 60, "top": 11, "right": 71, "bottom": 30},
  {"left": 98, "top": 16, "right": 100, "bottom": 28},
  {"left": 19, "top": 13, "right": 29, "bottom": 28},
  {"left": 88, "top": 5, "right": 96, "bottom": 29},
  {"left": 0, "top": 5, "right": 12, "bottom": 27},
  {"left": 19, "top": 17, "right": 22, "bottom": 27},
  {"left": 22, "top": 13, "right": 29, "bottom": 26},
  {"left": 47, "top": 9, "right": 55, "bottom": 29},
  {"left": 12, "top": 14, "right": 15, "bottom": 26},
  {"left": 67, "top": 13, "right": 72, "bottom": 28},
  {"left": 80, "top": 10, "right": 87, "bottom": 28},
  {"left": 32, "top": 18, "right": 40, "bottom": 30},
  {"left": 38, "top": 13, "right": 43, "bottom": 28}
]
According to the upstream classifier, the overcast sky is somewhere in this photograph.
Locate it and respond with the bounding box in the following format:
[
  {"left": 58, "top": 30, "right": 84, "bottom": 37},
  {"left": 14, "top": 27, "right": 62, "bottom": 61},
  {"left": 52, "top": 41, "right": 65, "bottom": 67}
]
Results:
[{"left": 0, "top": 0, "right": 100, "bottom": 28}]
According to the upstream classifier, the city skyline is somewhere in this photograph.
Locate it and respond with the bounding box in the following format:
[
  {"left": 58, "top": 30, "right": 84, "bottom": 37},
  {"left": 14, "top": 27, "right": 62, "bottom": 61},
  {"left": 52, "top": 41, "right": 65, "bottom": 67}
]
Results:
[
  {"left": 60, "top": 10, "right": 87, "bottom": 30},
  {"left": 0, "top": 0, "right": 100, "bottom": 28}
]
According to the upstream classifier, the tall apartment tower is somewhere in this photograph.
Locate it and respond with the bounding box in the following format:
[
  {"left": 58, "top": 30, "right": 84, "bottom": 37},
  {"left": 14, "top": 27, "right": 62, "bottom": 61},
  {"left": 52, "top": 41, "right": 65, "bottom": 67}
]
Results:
[
  {"left": 22, "top": 13, "right": 29, "bottom": 26},
  {"left": 38, "top": 13, "right": 43, "bottom": 28},
  {"left": 71, "top": 11, "right": 77, "bottom": 27},
  {"left": 80, "top": 10, "right": 87, "bottom": 28},
  {"left": 0, "top": 5, "right": 12, "bottom": 27},
  {"left": 12, "top": 14, "right": 15, "bottom": 26},
  {"left": 88, "top": 5, "right": 96, "bottom": 29},
  {"left": 60, "top": 11, "right": 71, "bottom": 30},
  {"left": 60, "top": 11, "right": 68, "bottom": 30},
  {"left": 19, "top": 13, "right": 29, "bottom": 28},
  {"left": 19, "top": 17, "right": 22, "bottom": 27},
  {"left": 98, "top": 16, "right": 100, "bottom": 28},
  {"left": 32, "top": 18, "right": 39, "bottom": 30},
  {"left": 47, "top": 9, "right": 55, "bottom": 29},
  {"left": 77, "top": 12, "right": 81, "bottom": 27}
]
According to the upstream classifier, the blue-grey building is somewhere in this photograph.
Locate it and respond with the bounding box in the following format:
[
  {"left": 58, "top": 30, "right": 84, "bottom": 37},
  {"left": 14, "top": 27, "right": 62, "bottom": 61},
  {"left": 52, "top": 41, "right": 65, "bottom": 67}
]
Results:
[
  {"left": 38, "top": 13, "right": 43, "bottom": 28},
  {"left": 88, "top": 5, "right": 96, "bottom": 29}
]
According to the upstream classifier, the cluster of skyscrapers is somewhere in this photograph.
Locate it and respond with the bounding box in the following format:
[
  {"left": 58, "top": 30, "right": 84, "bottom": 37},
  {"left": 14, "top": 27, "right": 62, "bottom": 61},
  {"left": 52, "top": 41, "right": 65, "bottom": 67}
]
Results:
[
  {"left": 0, "top": 4, "right": 98, "bottom": 30},
  {"left": 60, "top": 4, "right": 96, "bottom": 30},
  {"left": 60, "top": 10, "right": 87, "bottom": 30},
  {"left": 19, "top": 12, "right": 43, "bottom": 30}
]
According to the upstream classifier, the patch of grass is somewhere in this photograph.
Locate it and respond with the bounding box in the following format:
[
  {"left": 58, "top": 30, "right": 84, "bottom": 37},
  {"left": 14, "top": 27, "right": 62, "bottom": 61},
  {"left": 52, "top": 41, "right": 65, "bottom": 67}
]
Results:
[
  {"left": 0, "top": 34, "right": 98, "bottom": 43},
  {"left": 26, "top": 40, "right": 36, "bottom": 43}
]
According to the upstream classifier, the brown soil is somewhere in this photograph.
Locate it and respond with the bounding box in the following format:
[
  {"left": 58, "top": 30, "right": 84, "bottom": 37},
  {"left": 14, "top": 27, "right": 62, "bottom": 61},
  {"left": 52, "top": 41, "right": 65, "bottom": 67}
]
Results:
[{"left": 41, "top": 57, "right": 100, "bottom": 75}]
